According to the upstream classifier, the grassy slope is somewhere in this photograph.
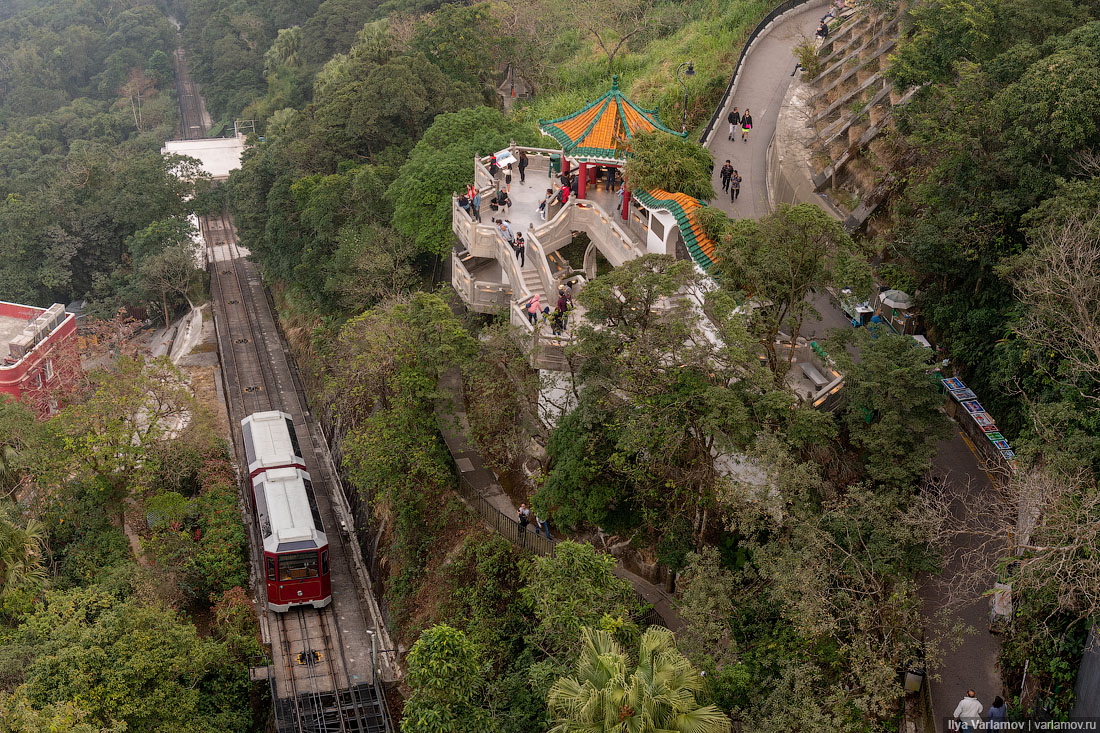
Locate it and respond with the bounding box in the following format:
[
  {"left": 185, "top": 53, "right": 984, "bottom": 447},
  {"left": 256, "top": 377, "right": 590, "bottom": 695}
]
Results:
[{"left": 513, "top": 0, "right": 773, "bottom": 139}]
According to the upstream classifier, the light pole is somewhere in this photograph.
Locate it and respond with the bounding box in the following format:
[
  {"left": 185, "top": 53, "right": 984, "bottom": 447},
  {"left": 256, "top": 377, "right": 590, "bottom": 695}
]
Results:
[{"left": 676, "top": 61, "right": 695, "bottom": 132}]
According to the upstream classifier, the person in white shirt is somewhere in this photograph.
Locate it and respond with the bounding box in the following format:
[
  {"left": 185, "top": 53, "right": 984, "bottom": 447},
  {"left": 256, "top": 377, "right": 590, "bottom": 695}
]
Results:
[{"left": 953, "top": 690, "right": 984, "bottom": 731}]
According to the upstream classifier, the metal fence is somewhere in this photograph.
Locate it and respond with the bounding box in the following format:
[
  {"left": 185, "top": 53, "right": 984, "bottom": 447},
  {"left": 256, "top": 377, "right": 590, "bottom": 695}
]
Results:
[{"left": 699, "top": 0, "right": 817, "bottom": 145}]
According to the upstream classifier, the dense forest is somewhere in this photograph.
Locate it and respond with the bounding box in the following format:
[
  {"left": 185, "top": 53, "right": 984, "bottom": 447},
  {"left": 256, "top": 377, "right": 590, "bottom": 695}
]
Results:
[{"left": 3, "top": 0, "right": 1100, "bottom": 730}]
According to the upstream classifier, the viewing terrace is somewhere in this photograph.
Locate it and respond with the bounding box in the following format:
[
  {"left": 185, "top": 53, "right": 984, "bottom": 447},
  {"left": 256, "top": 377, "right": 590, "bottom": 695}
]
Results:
[{"left": 451, "top": 78, "right": 844, "bottom": 407}]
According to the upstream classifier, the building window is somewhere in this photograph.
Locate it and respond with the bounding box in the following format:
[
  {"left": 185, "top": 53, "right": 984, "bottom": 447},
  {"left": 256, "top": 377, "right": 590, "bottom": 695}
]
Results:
[
  {"left": 48, "top": 398, "right": 58, "bottom": 415},
  {"left": 44, "top": 359, "right": 54, "bottom": 380},
  {"left": 650, "top": 216, "right": 666, "bottom": 241},
  {"left": 33, "top": 372, "right": 42, "bottom": 389}
]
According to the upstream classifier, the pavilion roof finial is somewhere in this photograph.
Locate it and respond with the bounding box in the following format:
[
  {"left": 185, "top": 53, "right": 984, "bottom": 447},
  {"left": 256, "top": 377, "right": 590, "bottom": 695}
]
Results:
[{"left": 611, "top": 75, "right": 619, "bottom": 91}]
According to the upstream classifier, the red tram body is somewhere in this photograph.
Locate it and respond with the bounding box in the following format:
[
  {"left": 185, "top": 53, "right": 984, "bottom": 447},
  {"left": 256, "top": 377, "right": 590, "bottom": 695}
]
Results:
[{"left": 241, "top": 412, "right": 332, "bottom": 612}]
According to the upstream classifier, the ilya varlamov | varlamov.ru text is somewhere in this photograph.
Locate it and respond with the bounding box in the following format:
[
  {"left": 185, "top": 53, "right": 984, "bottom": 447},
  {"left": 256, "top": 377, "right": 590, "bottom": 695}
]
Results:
[{"left": 947, "top": 721, "right": 1099, "bottom": 731}]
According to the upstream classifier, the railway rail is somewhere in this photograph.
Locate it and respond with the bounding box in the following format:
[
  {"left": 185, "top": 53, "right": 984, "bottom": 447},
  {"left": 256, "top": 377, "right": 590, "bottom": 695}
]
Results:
[{"left": 173, "top": 37, "right": 392, "bottom": 733}]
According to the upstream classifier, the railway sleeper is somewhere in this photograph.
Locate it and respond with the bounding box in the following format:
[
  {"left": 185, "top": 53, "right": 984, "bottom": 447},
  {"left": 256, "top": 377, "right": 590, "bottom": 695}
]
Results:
[{"left": 274, "top": 683, "right": 388, "bottom": 733}]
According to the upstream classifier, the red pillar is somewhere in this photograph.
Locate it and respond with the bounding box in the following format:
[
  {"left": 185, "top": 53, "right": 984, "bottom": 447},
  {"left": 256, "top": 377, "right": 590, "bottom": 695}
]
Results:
[
  {"left": 578, "top": 162, "right": 587, "bottom": 199},
  {"left": 588, "top": 165, "right": 598, "bottom": 185},
  {"left": 621, "top": 185, "right": 631, "bottom": 220},
  {"left": 562, "top": 156, "right": 570, "bottom": 175}
]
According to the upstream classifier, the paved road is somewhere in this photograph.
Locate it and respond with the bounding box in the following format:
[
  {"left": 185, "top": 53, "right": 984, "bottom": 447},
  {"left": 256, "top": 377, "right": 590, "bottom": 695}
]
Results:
[
  {"left": 707, "top": 3, "right": 825, "bottom": 219},
  {"left": 924, "top": 431, "right": 1004, "bottom": 728}
]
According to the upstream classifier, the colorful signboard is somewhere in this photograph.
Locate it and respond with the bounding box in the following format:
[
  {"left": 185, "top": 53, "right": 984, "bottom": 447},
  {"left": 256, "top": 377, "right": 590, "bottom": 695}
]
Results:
[{"left": 942, "top": 377, "right": 1018, "bottom": 473}]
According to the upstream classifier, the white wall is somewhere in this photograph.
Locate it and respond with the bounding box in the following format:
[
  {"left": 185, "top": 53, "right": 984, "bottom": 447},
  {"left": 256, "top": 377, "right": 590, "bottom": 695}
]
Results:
[{"left": 646, "top": 209, "right": 677, "bottom": 255}]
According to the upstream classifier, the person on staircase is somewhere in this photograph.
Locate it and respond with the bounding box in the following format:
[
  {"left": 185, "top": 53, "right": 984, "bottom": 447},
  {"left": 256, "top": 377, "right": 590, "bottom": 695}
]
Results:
[{"left": 513, "top": 233, "right": 526, "bottom": 266}]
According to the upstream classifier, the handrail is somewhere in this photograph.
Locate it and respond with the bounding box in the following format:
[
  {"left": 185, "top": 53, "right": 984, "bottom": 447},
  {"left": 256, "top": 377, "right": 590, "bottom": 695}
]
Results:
[{"left": 699, "top": 0, "right": 821, "bottom": 145}]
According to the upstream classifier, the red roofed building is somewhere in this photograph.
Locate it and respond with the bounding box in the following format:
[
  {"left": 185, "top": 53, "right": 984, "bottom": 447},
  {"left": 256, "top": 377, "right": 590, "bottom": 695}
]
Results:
[{"left": 0, "top": 301, "right": 81, "bottom": 417}]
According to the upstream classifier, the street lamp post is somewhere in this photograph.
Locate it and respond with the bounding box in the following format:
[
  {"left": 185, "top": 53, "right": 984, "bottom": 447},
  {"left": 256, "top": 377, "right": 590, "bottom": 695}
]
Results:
[{"left": 676, "top": 61, "right": 695, "bottom": 132}]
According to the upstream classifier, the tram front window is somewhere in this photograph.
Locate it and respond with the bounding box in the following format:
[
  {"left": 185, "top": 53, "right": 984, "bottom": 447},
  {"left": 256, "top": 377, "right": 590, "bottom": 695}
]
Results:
[{"left": 278, "top": 551, "right": 320, "bottom": 581}]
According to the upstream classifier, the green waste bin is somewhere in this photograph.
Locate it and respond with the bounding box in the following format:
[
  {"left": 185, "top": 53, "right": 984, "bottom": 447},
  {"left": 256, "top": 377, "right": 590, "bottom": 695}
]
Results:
[{"left": 549, "top": 153, "right": 562, "bottom": 176}]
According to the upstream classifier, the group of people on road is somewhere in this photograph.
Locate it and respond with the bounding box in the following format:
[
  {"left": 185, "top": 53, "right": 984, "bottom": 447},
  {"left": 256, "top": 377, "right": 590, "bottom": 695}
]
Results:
[
  {"left": 719, "top": 160, "right": 742, "bottom": 201},
  {"left": 727, "top": 106, "right": 753, "bottom": 143},
  {"left": 953, "top": 689, "right": 1008, "bottom": 730}
]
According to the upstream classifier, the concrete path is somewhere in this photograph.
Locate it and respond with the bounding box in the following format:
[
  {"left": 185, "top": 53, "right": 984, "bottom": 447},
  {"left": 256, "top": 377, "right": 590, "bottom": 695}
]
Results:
[
  {"left": 436, "top": 367, "right": 684, "bottom": 631},
  {"left": 707, "top": 3, "right": 825, "bottom": 219}
]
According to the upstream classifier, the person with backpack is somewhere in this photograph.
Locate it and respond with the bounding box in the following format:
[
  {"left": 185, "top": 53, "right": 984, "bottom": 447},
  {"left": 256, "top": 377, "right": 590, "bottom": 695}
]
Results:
[
  {"left": 526, "top": 294, "right": 541, "bottom": 325},
  {"left": 720, "top": 160, "right": 734, "bottom": 193},
  {"left": 556, "top": 184, "right": 570, "bottom": 206},
  {"left": 727, "top": 107, "right": 741, "bottom": 141},
  {"left": 517, "top": 503, "right": 531, "bottom": 533},
  {"left": 741, "top": 109, "right": 753, "bottom": 143},
  {"left": 488, "top": 154, "right": 500, "bottom": 178}
]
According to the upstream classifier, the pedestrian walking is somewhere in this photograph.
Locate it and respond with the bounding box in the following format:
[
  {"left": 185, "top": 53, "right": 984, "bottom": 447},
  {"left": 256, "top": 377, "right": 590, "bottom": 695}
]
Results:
[
  {"left": 514, "top": 234, "right": 526, "bottom": 266},
  {"left": 498, "top": 219, "right": 515, "bottom": 245},
  {"left": 741, "top": 109, "right": 753, "bottom": 143},
  {"left": 730, "top": 170, "right": 742, "bottom": 201},
  {"left": 605, "top": 165, "right": 617, "bottom": 191},
  {"left": 499, "top": 186, "right": 512, "bottom": 210},
  {"left": 518, "top": 151, "right": 528, "bottom": 183},
  {"left": 987, "top": 696, "right": 1008, "bottom": 729},
  {"left": 727, "top": 107, "right": 741, "bottom": 141},
  {"left": 538, "top": 187, "right": 554, "bottom": 219},
  {"left": 720, "top": 160, "right": 733, "bottom": 193},
  {"left": 535, "top": 514, "right": 551, "bottom": 539},
  {"left": 488, "top": 154, "right": 500, "bottom": 178},
  {"left": 952, "top": 690, "right": 983, "bottom": 731},
  {"left": 526, "top": 293, "right": 541, "bottom": 325},
  {"left": 556, "top": 288, "right": 569, "bottom": 332},
  {"left": 505, "top": 164, "right": 513, "bottom": 186},
  {"left": 517, "top": 503, "right": 531, "bottom": 532}
]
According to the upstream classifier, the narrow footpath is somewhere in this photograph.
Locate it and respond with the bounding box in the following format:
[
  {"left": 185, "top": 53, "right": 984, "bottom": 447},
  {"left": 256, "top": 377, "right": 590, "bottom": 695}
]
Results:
[{"left": 436, "top": 367, "right": 684, "bottom": 631}]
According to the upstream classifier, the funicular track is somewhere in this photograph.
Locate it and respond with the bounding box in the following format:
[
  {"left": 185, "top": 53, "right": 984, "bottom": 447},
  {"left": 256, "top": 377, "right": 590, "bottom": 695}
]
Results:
[
  {"left": 176, "top": 38, "right": 391, "bottom": 733},
  {"left": 204, "top": 213, "right": 390, "bottom": 733}
]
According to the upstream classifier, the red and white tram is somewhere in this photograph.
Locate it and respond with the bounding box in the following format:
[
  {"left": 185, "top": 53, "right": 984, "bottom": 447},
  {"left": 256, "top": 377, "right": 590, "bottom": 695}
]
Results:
[{"left": 241, "top": 411, "right": 332, "bottom": 612}]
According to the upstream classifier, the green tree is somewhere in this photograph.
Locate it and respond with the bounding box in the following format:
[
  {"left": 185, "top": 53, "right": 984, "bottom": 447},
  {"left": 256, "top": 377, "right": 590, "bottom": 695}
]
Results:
[
  {"left": 6, "top": 585, "right": 250, "bottom": 731},
  {"left": 388, "top": 106, "right": 539, "bottom": 256},
  {"left": 826, "top": 331, "right": 951, "bottom": 489},
  {"left": 48, "top": 357, "right": 197, "bottom": 523},
  {"left": 402, "top": 625, "right": 493, "bottom": 733},
  {"left": 539, "top": 256, "right": 768, "bottom": 551},
  {"left": 412, "top": 3, "right": 505, "bottom": 84},
  {"left": 136, "top": 242, "right": 202, "bottom": 323},
  {"left": 522, "top": 541, "right": 642, "bottom": 661},
  {"left": 713, "top": 203, "right": 870, "bottom": 377},
  {"left": 546, "top": 626, "right": 731, "bottom": 733},
  {"left": 0, "top": 503, "right": 47, "bottom": 616},
  {"left": 622, "top": 130, "right": 714, "bottom": 199}
]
